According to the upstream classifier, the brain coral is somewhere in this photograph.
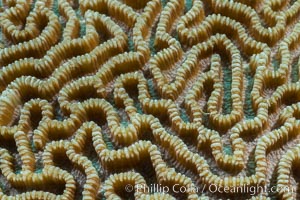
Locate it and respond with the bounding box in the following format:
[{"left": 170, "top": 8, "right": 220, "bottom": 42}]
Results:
[{"left": 0, "top": 0, "right": 300, "bottom": 199}]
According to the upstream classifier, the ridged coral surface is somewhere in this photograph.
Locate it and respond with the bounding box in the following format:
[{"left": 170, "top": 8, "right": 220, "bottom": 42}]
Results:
[{"left": 1, "top": 0, "right": 300, "bottom": 199}]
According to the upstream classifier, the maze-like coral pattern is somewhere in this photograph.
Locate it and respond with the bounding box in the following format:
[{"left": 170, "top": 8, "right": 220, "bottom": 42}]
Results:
[{"left": 1, "top": 0, "right": 300, "bottom": 199}]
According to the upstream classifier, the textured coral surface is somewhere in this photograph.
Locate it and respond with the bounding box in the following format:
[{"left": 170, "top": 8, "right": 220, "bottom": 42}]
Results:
[{"left": 1, "top": 0, "right": 300, "bottom": 199}]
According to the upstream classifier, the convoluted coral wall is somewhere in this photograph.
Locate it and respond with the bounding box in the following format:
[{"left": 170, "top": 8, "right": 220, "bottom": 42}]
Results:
[{"left": 1, "top": 0, "right": 300, "bottom": 199}]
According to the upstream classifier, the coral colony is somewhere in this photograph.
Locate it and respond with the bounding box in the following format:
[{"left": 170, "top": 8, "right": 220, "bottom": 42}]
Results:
[{"left": 0, "top": 0, "right": 300, "bottom": 199}]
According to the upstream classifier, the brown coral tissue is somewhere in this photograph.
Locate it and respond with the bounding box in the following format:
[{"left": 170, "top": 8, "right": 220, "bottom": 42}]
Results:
[{"left": 1, "top": 0, "right": 300, "bottom": 199}]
